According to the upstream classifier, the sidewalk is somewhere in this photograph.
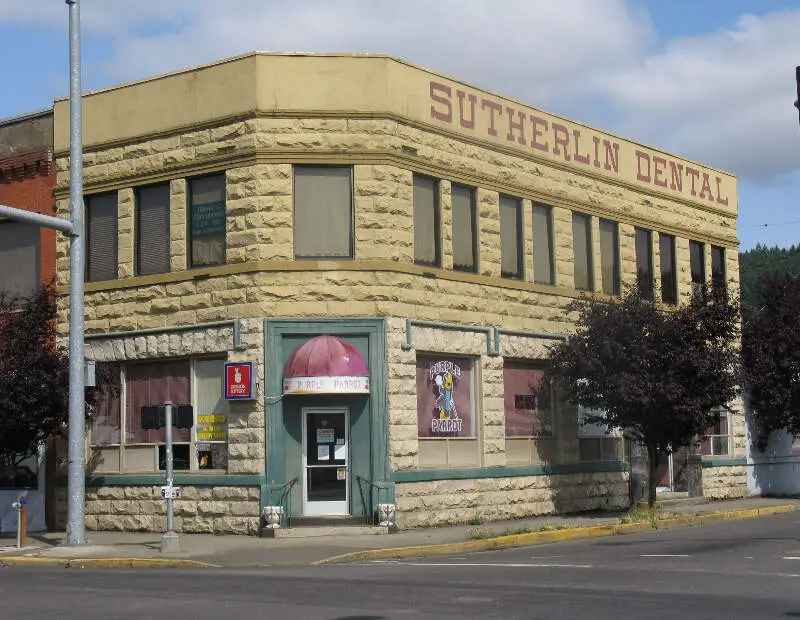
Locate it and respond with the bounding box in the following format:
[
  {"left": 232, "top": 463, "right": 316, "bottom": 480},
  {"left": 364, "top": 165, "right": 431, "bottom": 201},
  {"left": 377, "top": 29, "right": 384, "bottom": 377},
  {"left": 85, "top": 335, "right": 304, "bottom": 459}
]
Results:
[{"left": 0, "top": 496, "right": 797, "bottom": 568}]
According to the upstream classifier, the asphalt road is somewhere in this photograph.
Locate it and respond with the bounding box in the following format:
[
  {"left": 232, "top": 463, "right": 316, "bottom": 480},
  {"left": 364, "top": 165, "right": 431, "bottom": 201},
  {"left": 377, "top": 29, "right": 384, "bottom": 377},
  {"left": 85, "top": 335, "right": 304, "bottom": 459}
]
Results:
[{"left": 3, "top": 512, "right": 800, "bottom": 619}]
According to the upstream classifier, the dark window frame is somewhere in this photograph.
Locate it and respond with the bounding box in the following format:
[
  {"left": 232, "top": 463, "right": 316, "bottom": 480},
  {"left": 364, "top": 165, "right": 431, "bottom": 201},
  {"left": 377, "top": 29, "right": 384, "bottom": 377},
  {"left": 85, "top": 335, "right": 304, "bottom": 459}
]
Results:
[
  {"left": 572, "top": 211, "right": 594, "bottom": 292},
  {"left": 293, "top": 164, "right": 355, "bottom": 260},
  {"left": 499, "top": 194, "right": 524, "bottom": 280},
  {"left": 188, "top": 173, "right": 227, "bottom": 269},
  {"left": 659, "top": 233, "right": 677, "bottom": 305},
  {"left": 85, "top": 191, "right": 119, "bottom": 283},
  {"left": 689, "top": 240, "right": 706, "bottom": 294},
  {"left": 413, "top": 174, "right": 441, "bottom": 267},
  {"left": 135, "top": 182, "right": 171, "bottom": 277},
  {"left": 532, "top": 202, "right": 555, "bottom": 285},
  {"left": 635, "top": 227, "right": 654, "bottom": 299},
  {"left": 711, "top": 245, "right": 726, "bottom": 292},
  {"left": 599, "top": 218, "right": 620, "bottom": 296},
  {"left": 450, "top": 182, "right": 478, "bottom": 274}
]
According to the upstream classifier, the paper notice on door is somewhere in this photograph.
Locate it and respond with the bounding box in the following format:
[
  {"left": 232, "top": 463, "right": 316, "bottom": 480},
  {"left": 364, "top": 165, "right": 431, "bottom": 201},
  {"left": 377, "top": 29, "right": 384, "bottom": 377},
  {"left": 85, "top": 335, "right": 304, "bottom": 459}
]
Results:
[
  {"left": 337, "top": 468, "right": 346, "bottom": 481},
  {"left": 334, "top": 443, "right": 346, "bottom": 460},
  {"left": 317, "top": 428, "right": 335, "bottom": 443},
  {"left": 317, "top": 444, "right": 330, "bottom": 460}
]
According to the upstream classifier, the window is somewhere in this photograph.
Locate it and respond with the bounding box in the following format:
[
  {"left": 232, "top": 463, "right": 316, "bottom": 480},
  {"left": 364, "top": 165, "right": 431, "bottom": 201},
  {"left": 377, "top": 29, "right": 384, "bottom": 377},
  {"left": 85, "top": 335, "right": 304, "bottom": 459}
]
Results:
[
  {"left": 532, "top": 203, "right": 555, "bottom": 285},
  {"left": 86, "top": 192, "right": 118, "bottom": 282},
  {"left": 659, "top": 233, "right": 677, "bottom": 305},
  {"left": 599, "top": 219, "right": 620, "bottom": 296},
  {"left": 135, "top": 183, "right": 170, "bottom": 276},
  {"left": 572, "top": 212, "right": 593, "bottom": 291},
  {"left": 451, "top": 183, "right": 477, "bottom": 272},
  {"left": 416, "top": 355, "right": 479, "bottom": 467},
  {"left": 189, "top": 173, "right": 226, "bottom": 267},
  {"left": 689, "top": 240, "right": 706, "bottom": 294},
  {"left": 504, "top": 362, "right": 553, "bottom": 437},
  {"left": 294, "top": 165, "right": 353, "bottom": 259},
  {"left": 711, "top": 245, "right": 726, "bottom": 292},
  {"left": 635, "top": 227, "right": 653, "bottom": 298},
  {"left": 499, "top": 195, "right": 523, "bottom": 279},
  {"left": 413, "top": 174, "right": 440, "bottom": 266},
  {"left": 578, "top": 407, "right": 624, "bottom": 461},
  {"left": 89, "top": 357, "right": 230, "bottom": 472},
  {"left": 0, "top": 221, "right": 40, "bottom": 297},
  {"left": 698, "top": 411, "right": 730, "bottom": 456}
]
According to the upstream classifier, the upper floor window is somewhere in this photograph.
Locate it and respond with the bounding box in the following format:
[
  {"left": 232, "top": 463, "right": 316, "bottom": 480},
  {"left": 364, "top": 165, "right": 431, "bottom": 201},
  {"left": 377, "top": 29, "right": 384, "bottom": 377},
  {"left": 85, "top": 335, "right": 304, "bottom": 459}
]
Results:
[
  {"left": 659, "top": 233, "right": 677, "bottom": 305},
  {"left": 135, "top": 183, "right": 170, "bottom": 276},
  {"left": 294, "top": 165, "right": 353, "bottom": 259},
  {"left": 532, "top": 203, "right": 555, "bottom": 285},
  {"left": 499, "top": 195, "right": 523, "bottom": 279},
  {"left": 189, "top": 173, "right": 226, "bottom": 268},
  {"left": 413, "top": 174, "right": 440, "bottom": 266},
  {"left": 572, "top": 212, "right": 593, "bottom": 292},
  {"left": 451, "top": 183, "right": 477, "bottom": 273},
  {"left": 0, "top": 221, "right": 40, "bottom": 297},
  {"left": 635, "top": 227, "right": 654, "bottom": 299},
  {"left": 711, "top": 245, "right": 726, "bottom": 292},
  {"left": 599, "top": 219, "right": 620, "bottom": 296},
  {"left": 86, "top": 192, "right": 118, "bottom": 282},
  {"left": 689, "top": 240, "right": 706, "bottom": 294}
]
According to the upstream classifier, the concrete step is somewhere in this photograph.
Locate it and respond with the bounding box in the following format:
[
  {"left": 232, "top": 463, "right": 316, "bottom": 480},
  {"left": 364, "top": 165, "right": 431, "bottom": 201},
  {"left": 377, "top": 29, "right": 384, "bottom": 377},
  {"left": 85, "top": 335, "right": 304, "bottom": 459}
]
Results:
[
  {"left": 261, "top": 525, "right": 389, "bottom": 538},
  {"left": 656, "top": 495, "right": 709, "bottom": 509}
]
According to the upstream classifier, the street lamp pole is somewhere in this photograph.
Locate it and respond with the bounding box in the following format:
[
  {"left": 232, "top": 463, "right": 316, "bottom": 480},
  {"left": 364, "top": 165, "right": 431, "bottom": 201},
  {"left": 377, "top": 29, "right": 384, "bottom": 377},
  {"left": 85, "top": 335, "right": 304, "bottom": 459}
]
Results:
[{"left": 65, "top": 0, "right": 86, "bottom": 546}]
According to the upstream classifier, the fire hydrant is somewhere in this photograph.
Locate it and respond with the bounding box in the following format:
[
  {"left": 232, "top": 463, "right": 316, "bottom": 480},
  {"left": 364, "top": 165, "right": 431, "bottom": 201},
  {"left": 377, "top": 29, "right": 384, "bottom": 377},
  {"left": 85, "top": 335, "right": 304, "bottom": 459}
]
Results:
[{"left": 11, "top": 497, "right": 27, "bottom": 549}]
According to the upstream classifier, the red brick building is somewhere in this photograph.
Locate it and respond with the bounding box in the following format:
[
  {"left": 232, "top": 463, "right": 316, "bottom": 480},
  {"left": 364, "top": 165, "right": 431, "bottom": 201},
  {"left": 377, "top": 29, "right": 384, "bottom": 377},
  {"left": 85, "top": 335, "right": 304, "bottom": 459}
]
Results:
[{"left": 0, "top": 109, "right": 57, "bottom": 531}]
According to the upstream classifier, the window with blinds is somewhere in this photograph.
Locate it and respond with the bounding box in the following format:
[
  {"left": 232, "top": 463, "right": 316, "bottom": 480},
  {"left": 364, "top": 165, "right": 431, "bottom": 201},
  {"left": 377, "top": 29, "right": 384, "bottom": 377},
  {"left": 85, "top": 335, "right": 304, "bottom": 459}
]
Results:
[
  {"left": 635, "top": 227, "right": 654, "bottom": 298},
  {"left": 294, "top": 166, "right": 353, "bottom": 259},
  {"left": 532, "top": 203, "right": 554, "bottom": 285},
  {"left": 572, "top": 212, "right": 593, "bottom": 291},
  {"left": 690, "top": 240, "right": 706, "bottom": 294},
  {"left": 711, "top": 245, "right": 726, "bottom": 293},
  {"left": 500, "top": 195, "right": 523, "bottom": 279},
  {"left": 413, "top": 174, "right": 440, "bottom": 266},
  {"left": 189, "top": 174, "right": 226, "bottom": 268},
  {"left": 135, "top": 183, "right": 170, "bottom": 276},
  {"left": 599, "top": 219, "right": 620, "bottom": 296},
  {"left": 85, "top": 192, "right": 118, "bottom": 283},
  {"left": 451, "top": 183, "right": 477, "bottom": 273},
  {"left": 660, "top": 233, "right": 677, "bottom": 305},
  {"left": 0, "top": 221, "right": 40, "bottom": 297}
]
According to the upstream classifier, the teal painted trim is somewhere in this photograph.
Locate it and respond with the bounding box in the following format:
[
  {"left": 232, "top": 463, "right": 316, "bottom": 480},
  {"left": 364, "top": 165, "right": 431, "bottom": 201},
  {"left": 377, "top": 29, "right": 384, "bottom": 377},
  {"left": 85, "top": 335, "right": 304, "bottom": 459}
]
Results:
[
  {"left": 494, "top": 327, "right": 568, "bottom": 353},
  {"left": 84, "top": 474, "right": 266, "bottom": 486},
  {"left": 700, "top": 457, "right": 748, "bottom": 468},
  {"left": 401, "top": 319, "right": 499, "bottom": 356},
  {"left": 264, "top": 318, "right": 393, "bottom": 507},
  {"left": 85, "top": 319, "right": 245, "bottom": 350},
  {"left": 391, "top": 461, "right": 628, "bottom": 483}
]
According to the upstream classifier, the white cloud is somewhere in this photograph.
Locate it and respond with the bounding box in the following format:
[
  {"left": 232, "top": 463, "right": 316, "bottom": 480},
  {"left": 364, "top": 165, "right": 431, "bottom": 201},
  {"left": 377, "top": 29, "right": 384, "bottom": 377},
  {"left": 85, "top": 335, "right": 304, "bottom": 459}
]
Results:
[{"left": 593, "top": 11, "right": 800, "bottom": 181}]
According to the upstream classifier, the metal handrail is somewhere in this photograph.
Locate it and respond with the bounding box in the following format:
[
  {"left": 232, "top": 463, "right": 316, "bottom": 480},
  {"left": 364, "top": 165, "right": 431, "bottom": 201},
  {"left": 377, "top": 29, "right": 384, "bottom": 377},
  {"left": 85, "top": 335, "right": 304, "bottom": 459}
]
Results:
[
  {"left": 266, "top": 477, "right": 298, "bottom": 528},
  {"left": 355, "top": 475, "right": 390, "bottom": 526}
]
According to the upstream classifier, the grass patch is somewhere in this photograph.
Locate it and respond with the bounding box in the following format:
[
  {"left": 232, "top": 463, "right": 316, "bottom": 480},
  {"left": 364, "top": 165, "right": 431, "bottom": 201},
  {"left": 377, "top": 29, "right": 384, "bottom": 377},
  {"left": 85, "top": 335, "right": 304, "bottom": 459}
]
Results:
[
  {"left": 465, "top": 514, "right": 486, "bottom": 526},
  {"left": 619, "top": 505, "right": 663, "bottom": 528},
  {"left": 467, "top": 527, "right": 496, "bottom": 540}
]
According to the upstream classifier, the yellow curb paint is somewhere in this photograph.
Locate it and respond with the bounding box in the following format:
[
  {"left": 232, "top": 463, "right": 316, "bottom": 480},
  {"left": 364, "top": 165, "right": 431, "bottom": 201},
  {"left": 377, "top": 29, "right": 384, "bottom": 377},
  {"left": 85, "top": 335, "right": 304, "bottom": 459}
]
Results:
[
  {"left": 0, "top": 556, "right": 219, "bottom": 569},
  {"left": 313, "top": 504, "right": 799, "bottom": 565}
]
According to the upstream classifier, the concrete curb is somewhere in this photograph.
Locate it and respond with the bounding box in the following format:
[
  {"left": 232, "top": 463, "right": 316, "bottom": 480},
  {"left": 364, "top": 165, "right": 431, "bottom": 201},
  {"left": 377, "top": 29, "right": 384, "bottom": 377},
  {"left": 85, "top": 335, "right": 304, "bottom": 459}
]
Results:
[
  {"left": 312, "top": 503, "right": 799, "bottom": 565},
  {"left": 0, "top": 556, "right": 219, "bottom": 569}
]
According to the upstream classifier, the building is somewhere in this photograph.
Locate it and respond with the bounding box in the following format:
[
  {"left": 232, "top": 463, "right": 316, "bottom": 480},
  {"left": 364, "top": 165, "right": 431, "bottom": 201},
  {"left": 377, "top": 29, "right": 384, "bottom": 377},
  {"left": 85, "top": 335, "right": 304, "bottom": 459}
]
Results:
[
  {"left": 0, "top": 109, "right": 57, "bottom": 532},
  {"left": 50, "top": 53, "right": 745, "bottom": 534}
]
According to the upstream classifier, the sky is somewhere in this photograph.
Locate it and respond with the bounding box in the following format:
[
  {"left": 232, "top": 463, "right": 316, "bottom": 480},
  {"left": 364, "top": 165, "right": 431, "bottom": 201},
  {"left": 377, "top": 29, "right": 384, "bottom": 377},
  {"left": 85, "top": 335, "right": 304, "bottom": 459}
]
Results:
[{"left": 1, "top": 0, "right": 798, "bottom": 251}]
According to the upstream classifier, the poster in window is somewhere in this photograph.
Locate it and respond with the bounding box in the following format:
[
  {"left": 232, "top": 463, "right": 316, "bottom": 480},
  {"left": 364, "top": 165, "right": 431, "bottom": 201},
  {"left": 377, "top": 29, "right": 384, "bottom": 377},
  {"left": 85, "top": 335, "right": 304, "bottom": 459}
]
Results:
[
  {"left": 503, "top": 362, "right": 553, "bottom": 437},
  {"left": 416, "top": 357, "right": 473, "bottom": 438}
]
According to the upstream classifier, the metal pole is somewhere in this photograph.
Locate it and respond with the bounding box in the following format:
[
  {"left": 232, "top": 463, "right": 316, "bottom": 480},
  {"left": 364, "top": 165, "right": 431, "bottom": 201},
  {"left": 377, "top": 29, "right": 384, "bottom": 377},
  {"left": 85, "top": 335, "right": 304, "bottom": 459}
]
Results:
[
  {"left": 0, "top": 205, "right": 73, "bottom": 234},
  {"left": 65, "top": 0, "right": 86, "bottom": 546},
  {"left": 165, "top": 402, "right": 174, "bottom": 532}
]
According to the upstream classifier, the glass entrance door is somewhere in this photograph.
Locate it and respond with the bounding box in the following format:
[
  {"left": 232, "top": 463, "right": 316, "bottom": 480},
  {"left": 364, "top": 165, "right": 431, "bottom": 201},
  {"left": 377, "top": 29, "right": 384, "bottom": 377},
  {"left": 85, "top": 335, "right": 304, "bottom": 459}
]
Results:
[{"left": 302, "top": 408, "right": 349, "bottom": 516}]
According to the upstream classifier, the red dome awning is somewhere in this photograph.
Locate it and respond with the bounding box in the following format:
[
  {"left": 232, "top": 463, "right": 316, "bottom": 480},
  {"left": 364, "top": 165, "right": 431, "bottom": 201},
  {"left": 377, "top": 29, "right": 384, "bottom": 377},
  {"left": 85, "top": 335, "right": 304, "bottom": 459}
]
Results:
[{"left": 282, "top": 335, "right": 369, "bottom": 394}]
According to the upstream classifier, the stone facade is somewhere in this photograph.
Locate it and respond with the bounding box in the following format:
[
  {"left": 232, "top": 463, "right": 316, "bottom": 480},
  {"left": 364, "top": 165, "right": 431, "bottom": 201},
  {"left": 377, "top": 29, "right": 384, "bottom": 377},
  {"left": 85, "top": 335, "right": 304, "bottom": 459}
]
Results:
[{"left": 47, "top": 53, "right": 746, "bottom": 534}]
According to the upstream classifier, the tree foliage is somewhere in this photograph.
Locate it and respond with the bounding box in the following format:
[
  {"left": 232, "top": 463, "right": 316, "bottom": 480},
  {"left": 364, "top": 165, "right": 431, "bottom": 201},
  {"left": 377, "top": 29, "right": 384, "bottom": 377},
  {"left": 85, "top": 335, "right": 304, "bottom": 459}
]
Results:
[
  {"left": 0, "top": 284, "right": 100, "bottom": 476},
  {"left": 742, "top": 272, "right": 800, "bottom": 450},
  {"left": 740, "top": 244, "right": 800, "bottom": 313},
  {"left": 546, "top": 285, "right": 740, "bottom": 506}
]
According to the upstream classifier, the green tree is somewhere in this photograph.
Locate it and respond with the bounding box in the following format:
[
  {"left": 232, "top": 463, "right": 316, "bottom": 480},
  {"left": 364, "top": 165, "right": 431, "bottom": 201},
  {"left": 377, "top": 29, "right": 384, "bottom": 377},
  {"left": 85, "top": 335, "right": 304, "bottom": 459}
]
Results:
[
  {"left": 0, "top": 284, "right": 103, "bottom": 483},
  {"left": 547, "top": 285, "right": 740, "bottom": 507},
  {"left": 742, "top": 272, "right": 800, "bottom": 450}
]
